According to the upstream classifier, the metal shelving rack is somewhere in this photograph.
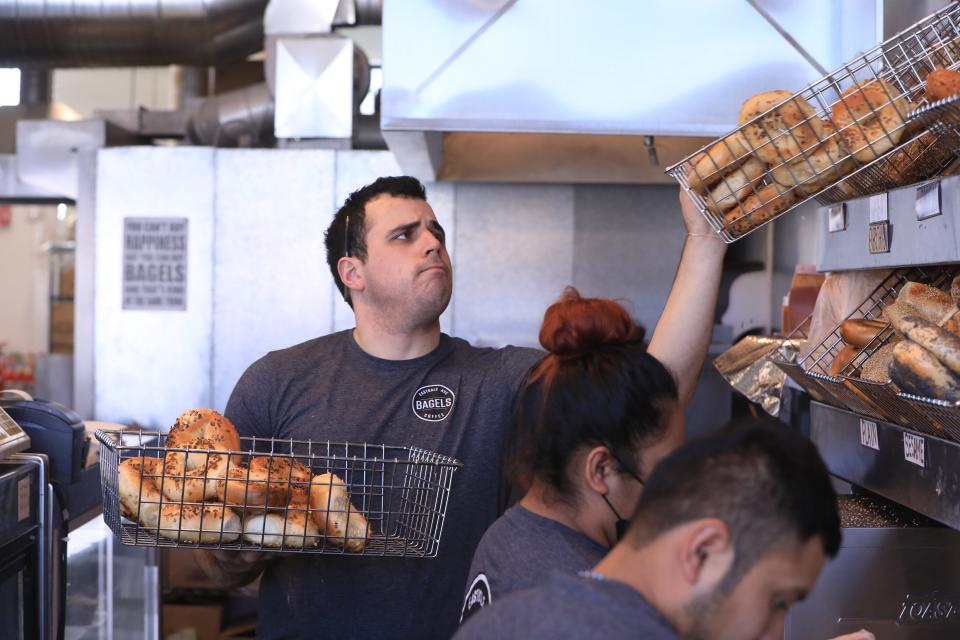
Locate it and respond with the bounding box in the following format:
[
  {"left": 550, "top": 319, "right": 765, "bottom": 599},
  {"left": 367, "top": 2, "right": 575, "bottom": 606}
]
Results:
[
  {"left": 811, "top": 401, "right": 960, "bottom": 529},
  {"left": 807, "top": 174, "right": 960, "bottom": 531}
]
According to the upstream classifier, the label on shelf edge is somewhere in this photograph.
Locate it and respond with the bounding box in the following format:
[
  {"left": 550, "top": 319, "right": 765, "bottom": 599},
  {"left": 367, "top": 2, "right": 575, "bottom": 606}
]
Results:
[
  {"left": 903, "top": 432, "right": 925, "bottom": 468},
  {"left": 828, "top": 203, "right": 846, "bottom": 233},
  {"left": 868, "top": 221, "right": 891, "bottom": 254},
  {"left": 860, "top": 419, "right": 879, "bottom": 450},
  {"left": 916, "top": 180, "right": 942, "bottom": 220}
]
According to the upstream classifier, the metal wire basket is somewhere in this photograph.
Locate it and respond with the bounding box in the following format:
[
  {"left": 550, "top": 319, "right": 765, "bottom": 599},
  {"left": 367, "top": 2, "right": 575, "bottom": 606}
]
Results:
[
  {"left": 897, "top": 392, "right": 960, "bottom": 442},
  {"left": 666, "top": 2, "right": 960, "bottom": 242},
  {"left": 795, "top": 266, "right": 960, "bottom": 440},
  {"left": 771, "top": 315, "right": 836, "bottom": 405},
  {"left": 96, "top": 429, "right": 463, "bottom": 557}
]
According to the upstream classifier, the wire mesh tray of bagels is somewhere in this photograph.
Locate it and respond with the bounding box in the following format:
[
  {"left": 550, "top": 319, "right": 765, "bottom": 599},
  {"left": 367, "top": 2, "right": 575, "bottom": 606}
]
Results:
[
  {"left": 780, "top": 266, "right": 960, "bottom": 443},
  {"left": 666, "top": 2, "right": 960, "bottom": 243},
  {"left": 96, "top": 409, "right": 463, "bottom": 557}
]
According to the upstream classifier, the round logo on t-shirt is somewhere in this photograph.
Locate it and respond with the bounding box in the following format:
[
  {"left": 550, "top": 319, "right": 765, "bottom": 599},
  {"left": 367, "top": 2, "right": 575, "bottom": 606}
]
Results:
[
  {"left": 460, "top": 573, "right": 492, "bottom": 623},
  {"left": 412, "top": 384, "right": 456, "bottom": 422}
]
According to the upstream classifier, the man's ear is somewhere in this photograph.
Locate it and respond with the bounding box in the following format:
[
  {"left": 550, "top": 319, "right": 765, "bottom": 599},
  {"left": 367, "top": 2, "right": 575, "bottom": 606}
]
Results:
[
  {"left": 679, "top": 518, "right": 733, "bottom": 590},
  {"left": 338, "top": 256, "right": 364, "bottom": 297}
]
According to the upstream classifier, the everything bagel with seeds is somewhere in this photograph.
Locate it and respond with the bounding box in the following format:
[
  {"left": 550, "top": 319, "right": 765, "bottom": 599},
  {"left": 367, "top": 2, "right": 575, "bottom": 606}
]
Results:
[
  {"left": 738, "top": 90, "right": 823, "bottom": 165},
  {"left": 831, "top": 79, "right": 909, "bottom": 162},
  {"left": 118, "top": 456, "right": 241, "bottom": 543}
]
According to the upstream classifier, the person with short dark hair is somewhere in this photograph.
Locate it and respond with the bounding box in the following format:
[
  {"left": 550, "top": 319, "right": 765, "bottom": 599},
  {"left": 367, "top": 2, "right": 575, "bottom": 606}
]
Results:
[
  {"left": 195, "top": 175, "right": 727, "bottom": 639},
  {"left": 460, "top": 288, "right": 681, "bottom": 622},
  {"left": 455, "top": 417, "right": 854, "bottom": 640}
]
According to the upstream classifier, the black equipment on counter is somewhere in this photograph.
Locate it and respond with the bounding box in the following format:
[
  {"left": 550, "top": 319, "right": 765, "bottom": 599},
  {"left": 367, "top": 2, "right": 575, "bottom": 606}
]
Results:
[
  {"left": 0, "top": 395, "right": 102, "bottom": 640},
  {"left": 0, "top": 398, "right": 88, "bottom": 484}
]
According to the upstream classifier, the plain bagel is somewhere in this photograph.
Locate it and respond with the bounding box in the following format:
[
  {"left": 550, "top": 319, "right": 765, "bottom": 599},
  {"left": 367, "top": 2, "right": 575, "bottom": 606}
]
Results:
[{"left": 242, "top": 509, "right": 321, "bottom": 548}]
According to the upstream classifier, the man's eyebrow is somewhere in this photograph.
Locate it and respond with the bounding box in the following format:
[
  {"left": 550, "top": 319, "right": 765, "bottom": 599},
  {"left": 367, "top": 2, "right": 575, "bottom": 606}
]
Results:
[{"left": 387, "top": 220, "right": 420, "bottom": 236}]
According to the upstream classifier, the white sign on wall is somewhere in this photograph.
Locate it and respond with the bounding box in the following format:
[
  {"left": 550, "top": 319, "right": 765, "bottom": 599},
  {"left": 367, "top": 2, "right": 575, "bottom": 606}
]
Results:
[{"left": 122, "top": 217, "right": 188, "bottom": 310}]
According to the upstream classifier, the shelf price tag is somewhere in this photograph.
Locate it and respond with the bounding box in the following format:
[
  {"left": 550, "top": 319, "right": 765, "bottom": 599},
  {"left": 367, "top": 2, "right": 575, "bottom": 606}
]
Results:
[
  {"left": 915, "top": 180, "right": 942, "bottom": 220},
  {"left": 868, "top": 222, "right": 891, "bottom": 254},
  {"left": 859, "top": 419, "right": 879, "bottom": 450},
  {"left": 869, "top": 193, "right": 889, "bottom": 223},
  {"left": 827, "top": 204, "right": 846, "bottom": 233},
  {"left": 903, "top": 432, "right": 925, "bottom": 468}
]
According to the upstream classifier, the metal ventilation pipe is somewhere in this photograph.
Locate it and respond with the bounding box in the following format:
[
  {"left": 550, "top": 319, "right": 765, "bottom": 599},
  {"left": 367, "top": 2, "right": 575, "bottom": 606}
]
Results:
[
  {"left": 187, "top": 83, "right": 274, "bottom": 147},
  {"left": 0, "top": 0, "right": 268, "bottom": 67},
  {"left": 352, "top": 0, "right": 382, "bottom": 25}
]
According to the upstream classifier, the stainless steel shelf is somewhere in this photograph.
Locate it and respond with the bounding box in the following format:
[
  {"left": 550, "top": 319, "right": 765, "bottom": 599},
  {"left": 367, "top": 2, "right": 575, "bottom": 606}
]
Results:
[
  {"left": 817, "top": 175, "right": 960, "bottom": 271},
  {"left": 811, "top": 401, "right": 960, "bottom": 530}
]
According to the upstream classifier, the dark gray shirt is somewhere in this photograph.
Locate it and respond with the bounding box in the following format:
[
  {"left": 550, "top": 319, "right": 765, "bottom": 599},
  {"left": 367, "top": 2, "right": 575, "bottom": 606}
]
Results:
[
  {"left": 461, "top": 504, "right": 607, "bottom": 623},
  {"left": 454, "top": 572, "right": 680, "bottom": 640},
  {"left": 224, "top": 330, "right": 541, "bottom": 640}
]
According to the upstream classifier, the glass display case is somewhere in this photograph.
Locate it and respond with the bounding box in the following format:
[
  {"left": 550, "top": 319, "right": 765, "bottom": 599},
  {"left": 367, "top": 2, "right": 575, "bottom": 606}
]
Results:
[{"left": 64, "top": 517, "right": 159, "bottom": 640}]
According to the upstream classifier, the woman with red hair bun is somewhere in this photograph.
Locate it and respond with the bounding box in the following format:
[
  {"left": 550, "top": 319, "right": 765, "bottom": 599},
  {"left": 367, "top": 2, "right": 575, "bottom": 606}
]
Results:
[{"left": 460, "top": 287, "right": 682, "bottom": 623}]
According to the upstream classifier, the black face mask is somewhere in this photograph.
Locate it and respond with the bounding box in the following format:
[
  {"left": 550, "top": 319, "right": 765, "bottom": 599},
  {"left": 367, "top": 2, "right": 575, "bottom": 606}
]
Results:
[
  {"left": 600, "top": 459, "right": 645, "bottom": 543},
  {"left": 601, "top": 494, "right": 631, "bottom": 542}
]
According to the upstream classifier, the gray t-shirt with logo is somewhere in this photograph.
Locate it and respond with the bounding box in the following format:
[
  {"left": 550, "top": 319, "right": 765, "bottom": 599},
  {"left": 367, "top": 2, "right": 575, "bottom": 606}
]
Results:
[
  {"left": 454, "top": 572, "right": 680, "bottom": 640},
  {"left": 224, "top": 330, "right": 541, "bottom": 640},
  {"left": 461, "top": 504, "right": 607, "bottom": 623}
]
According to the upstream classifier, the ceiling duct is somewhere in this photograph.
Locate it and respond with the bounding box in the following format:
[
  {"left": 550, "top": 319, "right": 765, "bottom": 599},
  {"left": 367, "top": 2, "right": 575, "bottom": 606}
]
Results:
[
  {"left": 381, "top": 1, "right": 883, "bottom": 184},
  {"left": 0, "top": 0, "right": 269, "bottom": 67}
]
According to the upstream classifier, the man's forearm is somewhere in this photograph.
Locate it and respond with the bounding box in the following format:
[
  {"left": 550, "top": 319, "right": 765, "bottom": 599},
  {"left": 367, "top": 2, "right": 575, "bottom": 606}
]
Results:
[
  {"left": 647, "top": 234, "right": 726, "bottom": 407},
  {"left": 194, "top": 549, "right": 268, "bottom": 589}
]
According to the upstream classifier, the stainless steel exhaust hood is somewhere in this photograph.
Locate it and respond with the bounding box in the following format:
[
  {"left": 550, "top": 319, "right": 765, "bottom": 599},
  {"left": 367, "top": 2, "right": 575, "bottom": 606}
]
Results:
[{"left": 381, "top": 1, "right": 882, "bottom": 184}]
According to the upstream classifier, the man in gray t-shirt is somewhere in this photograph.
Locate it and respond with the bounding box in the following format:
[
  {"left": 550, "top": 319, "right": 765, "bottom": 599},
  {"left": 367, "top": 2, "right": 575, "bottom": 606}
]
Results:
[
  {"left": 459, "top": 571, "right": 677, "bottom": 640},
  {"left": 456, "top": 420, "right": 877, "bottom": 640},
  {"left": 196, "top": 176, "right": 726, "bottom": 639}
]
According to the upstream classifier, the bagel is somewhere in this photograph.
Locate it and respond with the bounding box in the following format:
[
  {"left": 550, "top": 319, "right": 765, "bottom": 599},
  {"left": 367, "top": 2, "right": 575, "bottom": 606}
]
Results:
[
  {"left": 218, "top": 456, "right": 313, "bottom": 509},
  {"left": 770, "top": 120, "right": 852, "bottom": 191},
  {"left": 830, "top": 344, "right": 859, "bottom": 377},
  {"left": 118, "top": 457, "right": 241, "bottom": 543},
  {"left": 161, "top": 446, "right": 235, "bottom": 503},
  {"left": 926, "top": 67, "right": 960, "bottom": 102},
  {"left": 242, "top": 509, "right": 321, "bottom": 548},
  {"left": 894, "top": 315, "right": 960, "bottom": 375},
  {"left": 156, "top": 503, "right": 242, "bottom": 544},
  {"left": 891, "top": 340, "right": 960, "bottom": 401},
  {"left": 832, "top": 80, "right": 908, "bottom": 162},
  {"left": 167, "top": 409, "right": 241, "bottom": 453},
  {"left": 860, "top": 342, "right": 898, "bottom": 383},
  {"left": 739, "top": 91, "right": 823, "bottom": 164},
  {"left": 841, "top": 319, "right": 889, "bottom": 349},
  {"left": 723, "top": 184, "right": 796, "bottom": 236},
  {"left": 309, "top": 473, "right": 371, "bottom": 553},
  {"left": 705, "top": 158, "right": 765, "bottom": 214},
  {"left": 897, "top": 282, "right": 955, "bottom": 323},
  {"left": 162, "top": 412, "right": 243, "bottom": 503},
  {"left": 688, "top": 132, "right": 752, "bottom": 195}
]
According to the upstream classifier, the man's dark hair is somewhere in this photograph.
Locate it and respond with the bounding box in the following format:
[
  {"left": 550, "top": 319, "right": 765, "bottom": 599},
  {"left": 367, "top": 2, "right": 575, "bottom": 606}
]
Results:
[
  {"left": 323, "top": 176, "right": 427, "bottom": 307},
  {"left": 628, "top": 416, "right": 840, "bottom": 588}
]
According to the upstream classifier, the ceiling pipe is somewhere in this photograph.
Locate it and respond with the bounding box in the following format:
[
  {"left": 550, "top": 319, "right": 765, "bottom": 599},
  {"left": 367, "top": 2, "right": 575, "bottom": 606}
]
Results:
[{"left": 0, "top": 0, "right": 268, "bottom": 67}]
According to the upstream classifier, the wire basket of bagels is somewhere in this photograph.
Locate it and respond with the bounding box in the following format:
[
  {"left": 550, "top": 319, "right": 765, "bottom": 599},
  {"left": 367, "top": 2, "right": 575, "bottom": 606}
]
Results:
[
  {"left": 667, "top": 2, "right": 960, "bottom": 242},
  {"left": 96, "top": 409, "right": 463, "bottom": 557},
  {"left": 777, "top": 266, "right": 960, "bottom": 443}
]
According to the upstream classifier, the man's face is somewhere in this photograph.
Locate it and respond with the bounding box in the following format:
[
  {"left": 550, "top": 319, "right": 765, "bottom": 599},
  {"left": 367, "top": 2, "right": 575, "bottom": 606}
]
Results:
[
  {"left": 685, "top": 536, "right": 826, "bottom": 640},
  {"left": 356, "top": 195, "right": 453, "bottom": 327}
]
